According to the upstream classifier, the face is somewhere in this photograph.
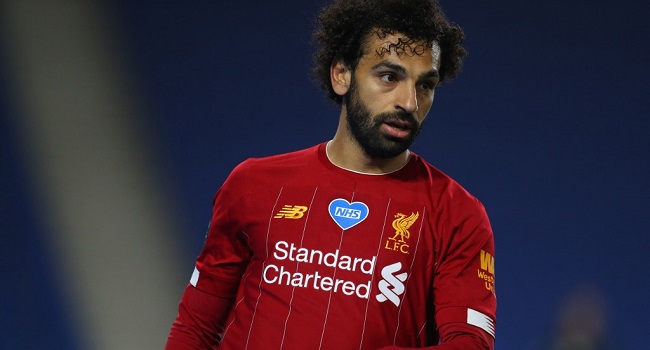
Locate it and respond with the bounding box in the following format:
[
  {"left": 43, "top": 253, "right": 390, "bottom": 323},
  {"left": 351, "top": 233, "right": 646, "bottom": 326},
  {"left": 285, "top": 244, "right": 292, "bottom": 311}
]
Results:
[{"left": 343, "top": 32, "right": 441, "bottom": 159}]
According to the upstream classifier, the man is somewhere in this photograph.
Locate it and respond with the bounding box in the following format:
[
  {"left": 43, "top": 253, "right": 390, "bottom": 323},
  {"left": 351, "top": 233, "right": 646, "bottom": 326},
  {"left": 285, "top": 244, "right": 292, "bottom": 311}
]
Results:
[{"left": 166, "top": 0, "right": 496, "bottom": 349}]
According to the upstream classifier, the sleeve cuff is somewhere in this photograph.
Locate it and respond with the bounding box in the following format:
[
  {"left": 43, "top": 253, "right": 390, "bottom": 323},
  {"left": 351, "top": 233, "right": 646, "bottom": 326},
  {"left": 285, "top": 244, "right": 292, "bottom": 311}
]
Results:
[{"left": 436, "top": 307, "right": 496, "bottom": 338}]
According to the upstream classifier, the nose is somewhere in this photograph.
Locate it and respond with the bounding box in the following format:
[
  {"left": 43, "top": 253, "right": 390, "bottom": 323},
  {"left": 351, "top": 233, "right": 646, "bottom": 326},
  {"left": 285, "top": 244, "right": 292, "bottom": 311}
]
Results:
[{"left": 395, "top": 84, "right": 418, "bottom": 113}]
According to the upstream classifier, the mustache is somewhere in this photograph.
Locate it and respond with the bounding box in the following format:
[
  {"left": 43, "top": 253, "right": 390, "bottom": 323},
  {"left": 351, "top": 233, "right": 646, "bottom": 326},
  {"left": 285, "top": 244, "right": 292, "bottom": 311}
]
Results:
[{"left": 375, "top": 111, "right": 418, "bottom": 127}]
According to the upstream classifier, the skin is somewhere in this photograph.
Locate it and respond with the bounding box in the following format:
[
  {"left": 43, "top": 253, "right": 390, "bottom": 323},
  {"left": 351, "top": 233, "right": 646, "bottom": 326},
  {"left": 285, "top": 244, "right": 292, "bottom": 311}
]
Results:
[{"left": 327, "top": 30, "right": 442, "bottom": 174}]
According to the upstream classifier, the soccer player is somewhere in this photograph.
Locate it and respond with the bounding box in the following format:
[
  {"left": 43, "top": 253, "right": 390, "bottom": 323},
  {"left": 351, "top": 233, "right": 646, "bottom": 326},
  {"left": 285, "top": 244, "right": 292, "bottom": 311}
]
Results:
[{"left": 166, "top": 0, "right": 497, "bottom": 349}]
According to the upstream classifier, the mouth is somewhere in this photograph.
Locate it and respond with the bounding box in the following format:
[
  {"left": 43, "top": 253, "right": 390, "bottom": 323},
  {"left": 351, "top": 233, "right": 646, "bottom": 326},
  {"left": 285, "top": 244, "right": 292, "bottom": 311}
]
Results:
[
  {"left": 381, "top": 119, "right": 413, "bottom": 139},
  {"left": 384, "top": 119, "right": 412, "bottom": 131}
]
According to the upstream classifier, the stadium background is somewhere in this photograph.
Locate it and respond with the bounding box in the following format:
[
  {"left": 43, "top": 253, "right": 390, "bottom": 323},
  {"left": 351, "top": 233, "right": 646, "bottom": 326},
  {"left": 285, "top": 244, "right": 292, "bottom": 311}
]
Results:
[{"left": 1, "top": 0, "right": 648, "bottom": 349}]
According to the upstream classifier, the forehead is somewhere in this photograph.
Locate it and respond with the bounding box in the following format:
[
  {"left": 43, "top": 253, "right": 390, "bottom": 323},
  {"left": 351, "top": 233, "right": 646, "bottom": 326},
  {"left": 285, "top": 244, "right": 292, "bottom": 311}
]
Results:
[{"left": 361, "top": 30, "right": 441, "bottom": 70}]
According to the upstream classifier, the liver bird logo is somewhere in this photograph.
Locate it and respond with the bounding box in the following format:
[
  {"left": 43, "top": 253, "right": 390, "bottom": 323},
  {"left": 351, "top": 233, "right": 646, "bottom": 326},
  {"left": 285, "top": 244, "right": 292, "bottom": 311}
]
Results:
[{"left": 390, "top": 212, "right": 419, "bottom": 243}]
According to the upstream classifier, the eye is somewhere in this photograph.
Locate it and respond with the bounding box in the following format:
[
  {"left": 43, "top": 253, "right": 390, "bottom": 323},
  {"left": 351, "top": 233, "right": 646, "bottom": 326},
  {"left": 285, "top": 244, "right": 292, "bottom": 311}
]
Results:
[
  {"left": 418, "top": 80, "right": 437, "bottom": 92},
  {"left": 379, "top": 72, "right": 398, "bottom": 83}
]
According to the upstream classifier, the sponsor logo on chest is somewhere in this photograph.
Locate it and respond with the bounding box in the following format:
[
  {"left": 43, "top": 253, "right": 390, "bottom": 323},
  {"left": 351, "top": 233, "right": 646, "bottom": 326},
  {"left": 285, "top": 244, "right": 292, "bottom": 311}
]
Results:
[{"left": 266, "top": 198, "right": 420, "bottom": 307}]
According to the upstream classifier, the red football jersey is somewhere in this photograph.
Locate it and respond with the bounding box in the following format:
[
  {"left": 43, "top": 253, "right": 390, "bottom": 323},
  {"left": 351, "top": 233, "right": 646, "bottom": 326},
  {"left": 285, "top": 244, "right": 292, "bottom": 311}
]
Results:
[{"left": 190, "top": 142, "right": 496, "bottom": 349}]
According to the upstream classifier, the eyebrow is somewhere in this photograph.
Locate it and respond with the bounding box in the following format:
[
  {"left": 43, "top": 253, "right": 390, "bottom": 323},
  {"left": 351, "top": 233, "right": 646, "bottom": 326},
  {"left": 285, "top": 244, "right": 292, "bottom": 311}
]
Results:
[{"left": 370, "top": 61, "right": 440, "bottom": 80}]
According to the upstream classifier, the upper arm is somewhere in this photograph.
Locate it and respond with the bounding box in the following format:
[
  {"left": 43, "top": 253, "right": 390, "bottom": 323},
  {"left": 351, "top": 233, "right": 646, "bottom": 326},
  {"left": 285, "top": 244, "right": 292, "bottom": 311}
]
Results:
[{"left": 433, "top": 196, "right": 497, "bottom": 341}]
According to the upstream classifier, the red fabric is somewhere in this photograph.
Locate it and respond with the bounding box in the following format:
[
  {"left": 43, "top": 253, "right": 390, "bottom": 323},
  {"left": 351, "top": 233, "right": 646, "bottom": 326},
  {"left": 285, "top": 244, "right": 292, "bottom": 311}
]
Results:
[
  {"left": 165, "top": 285, "right": 235, "bottom": 350},
  {"left": 167, "top": 143, "right": 497, "bottom": 349},
  {"left": 379, "top": 324, "right": 494, "bottom": 350}
]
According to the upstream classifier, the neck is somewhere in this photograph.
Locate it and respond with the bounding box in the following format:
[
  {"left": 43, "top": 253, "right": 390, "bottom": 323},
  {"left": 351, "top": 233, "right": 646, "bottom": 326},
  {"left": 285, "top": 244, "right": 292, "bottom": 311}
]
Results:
[{"left": 327, "top": 131, "right": 411, "bottom": 175}]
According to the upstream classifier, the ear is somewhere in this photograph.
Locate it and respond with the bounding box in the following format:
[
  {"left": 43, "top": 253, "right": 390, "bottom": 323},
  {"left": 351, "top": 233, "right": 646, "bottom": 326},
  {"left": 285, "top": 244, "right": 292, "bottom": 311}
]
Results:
[{"left": 330, "top": 59, "right": 351, "bottom": 96}]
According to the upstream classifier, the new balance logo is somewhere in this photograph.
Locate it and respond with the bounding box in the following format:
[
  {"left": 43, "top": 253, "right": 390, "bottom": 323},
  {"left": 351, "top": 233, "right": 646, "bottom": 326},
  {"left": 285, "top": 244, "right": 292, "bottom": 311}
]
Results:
[
  {"left": 274, "top": 205, "right": 308, "bottom": 219},
  {"left": 376, "top": 262, "right": 408, "bottom": 307}
]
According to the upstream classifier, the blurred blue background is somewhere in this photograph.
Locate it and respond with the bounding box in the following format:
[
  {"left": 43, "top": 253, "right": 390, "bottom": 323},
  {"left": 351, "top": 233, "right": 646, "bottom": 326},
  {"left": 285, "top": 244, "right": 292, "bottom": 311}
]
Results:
[{"left": 1, "top": 1, "right": 648, "bottom": 349}]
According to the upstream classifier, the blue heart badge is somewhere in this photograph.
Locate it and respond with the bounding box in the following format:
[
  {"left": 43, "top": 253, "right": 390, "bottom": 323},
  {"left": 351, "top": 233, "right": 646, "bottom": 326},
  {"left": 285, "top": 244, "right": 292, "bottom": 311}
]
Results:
[{"left": 328, "top": 198, "right": 369, "bottom": 230}]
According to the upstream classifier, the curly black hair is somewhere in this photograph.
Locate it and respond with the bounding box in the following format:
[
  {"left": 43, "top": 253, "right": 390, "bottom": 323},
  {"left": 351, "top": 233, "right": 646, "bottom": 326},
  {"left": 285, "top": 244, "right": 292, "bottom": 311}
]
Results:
[{"left": 312, "top": 0, "right": 467, "bottom": 104}]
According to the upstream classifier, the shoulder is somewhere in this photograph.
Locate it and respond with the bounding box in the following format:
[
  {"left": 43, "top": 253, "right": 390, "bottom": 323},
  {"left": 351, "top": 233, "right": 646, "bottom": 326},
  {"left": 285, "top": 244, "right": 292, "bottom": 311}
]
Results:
[
  {"left": 223, "top": 144, "right": 322, "bottom": 189},
  {"left": 410, "top": 156, "right": 494, "bottom": 257},
  {"left": 234, "top": 144, "right": 319, "bottom": 175},
  {"left": 409, "top": 152, "right": 487, "bottom": 216}
]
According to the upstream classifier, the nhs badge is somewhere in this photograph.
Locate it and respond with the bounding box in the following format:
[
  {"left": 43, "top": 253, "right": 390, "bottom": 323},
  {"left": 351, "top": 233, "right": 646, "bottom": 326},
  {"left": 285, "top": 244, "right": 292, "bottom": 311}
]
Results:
[{"left": 328, "top": 198, "right": 369, "bottom": 230}]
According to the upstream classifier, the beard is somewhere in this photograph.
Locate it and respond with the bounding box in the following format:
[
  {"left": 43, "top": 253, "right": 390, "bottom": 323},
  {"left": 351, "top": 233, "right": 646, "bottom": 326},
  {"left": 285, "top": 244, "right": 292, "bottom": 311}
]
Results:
[{"left": 345, "top": 78, "right": 422, "bottom": 159}]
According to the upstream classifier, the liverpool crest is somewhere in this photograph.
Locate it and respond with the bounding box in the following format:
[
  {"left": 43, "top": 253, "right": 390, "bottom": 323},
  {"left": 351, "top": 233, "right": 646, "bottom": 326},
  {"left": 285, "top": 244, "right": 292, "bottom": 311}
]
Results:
[{"left": 384, "top": 212, "right": 419, "bottom": 254}]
